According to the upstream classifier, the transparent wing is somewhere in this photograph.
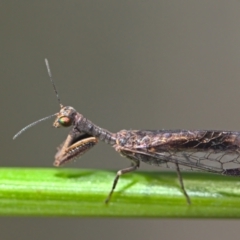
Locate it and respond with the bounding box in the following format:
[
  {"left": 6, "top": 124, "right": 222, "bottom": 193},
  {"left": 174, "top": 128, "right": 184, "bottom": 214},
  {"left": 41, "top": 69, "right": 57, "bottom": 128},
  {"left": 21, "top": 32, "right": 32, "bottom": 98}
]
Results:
[
  {"left": 154, "top": 150, "right": 240, "bottom": 173},
  {"left": 118, "top": 146, "right": 240, "bottom": 174}
]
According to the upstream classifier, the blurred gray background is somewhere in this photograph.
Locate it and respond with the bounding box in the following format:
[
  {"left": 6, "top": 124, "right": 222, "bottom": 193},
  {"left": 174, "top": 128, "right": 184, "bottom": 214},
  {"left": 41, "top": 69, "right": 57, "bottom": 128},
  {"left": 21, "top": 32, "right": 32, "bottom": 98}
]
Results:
[{"left": 1, "top": 1, "right": 240, "bottom": 239}]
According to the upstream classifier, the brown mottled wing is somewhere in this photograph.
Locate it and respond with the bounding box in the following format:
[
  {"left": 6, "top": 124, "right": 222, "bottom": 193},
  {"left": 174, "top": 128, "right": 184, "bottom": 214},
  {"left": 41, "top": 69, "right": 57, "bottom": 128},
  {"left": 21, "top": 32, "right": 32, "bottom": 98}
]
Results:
[{"left": 117, "top": 130, "right": 240, "bottom": 174}]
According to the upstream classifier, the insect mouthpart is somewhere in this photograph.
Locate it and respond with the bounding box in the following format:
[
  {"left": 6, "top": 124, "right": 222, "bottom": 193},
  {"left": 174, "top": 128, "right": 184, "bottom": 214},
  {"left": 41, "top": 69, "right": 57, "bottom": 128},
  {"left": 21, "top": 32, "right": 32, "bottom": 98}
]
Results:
[{"left": 54, "top": 133, "right": 98, "bottom": 167}]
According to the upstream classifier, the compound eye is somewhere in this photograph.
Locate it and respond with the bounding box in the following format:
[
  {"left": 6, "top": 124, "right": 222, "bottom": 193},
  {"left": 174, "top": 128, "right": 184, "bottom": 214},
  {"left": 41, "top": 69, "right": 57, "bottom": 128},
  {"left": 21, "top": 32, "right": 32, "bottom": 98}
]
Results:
[{"left": 58, "top": 116, "right": 72, "bottom": 127}]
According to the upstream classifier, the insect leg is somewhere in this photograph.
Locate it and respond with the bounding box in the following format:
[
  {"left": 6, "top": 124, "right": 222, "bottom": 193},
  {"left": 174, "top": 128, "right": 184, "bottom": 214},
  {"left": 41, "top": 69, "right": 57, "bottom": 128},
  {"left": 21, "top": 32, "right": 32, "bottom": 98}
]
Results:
[
  {"left": 175, "top": 162, "right": 191, "bottom": 205},
  {"left": 54, "top": 135, "right": 98, "bottom": 166},
  {"left": 105, "top": 158, "right": 140, "bottom": 204}
]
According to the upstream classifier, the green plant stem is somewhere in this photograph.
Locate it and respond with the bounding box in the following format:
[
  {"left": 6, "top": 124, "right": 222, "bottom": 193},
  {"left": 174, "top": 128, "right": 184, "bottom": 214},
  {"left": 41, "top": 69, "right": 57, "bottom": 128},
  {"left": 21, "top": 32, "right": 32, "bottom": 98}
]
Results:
[{"left": 0, "top": 167, "right": 240, "bottom": 217}]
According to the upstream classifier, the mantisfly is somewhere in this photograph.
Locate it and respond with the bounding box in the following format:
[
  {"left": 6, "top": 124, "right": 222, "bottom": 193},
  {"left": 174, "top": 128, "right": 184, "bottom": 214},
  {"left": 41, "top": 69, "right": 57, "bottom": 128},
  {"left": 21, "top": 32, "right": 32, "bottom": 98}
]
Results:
[{"left": 13, "top": 59, "right": 240, "bottom": 204}]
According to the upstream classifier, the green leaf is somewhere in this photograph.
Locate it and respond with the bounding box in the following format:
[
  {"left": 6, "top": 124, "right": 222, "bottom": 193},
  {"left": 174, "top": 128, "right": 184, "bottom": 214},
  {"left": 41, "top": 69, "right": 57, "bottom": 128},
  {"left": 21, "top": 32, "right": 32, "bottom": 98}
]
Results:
[{"left": 0, "top": 167, "right": 240, "bottom": 217}]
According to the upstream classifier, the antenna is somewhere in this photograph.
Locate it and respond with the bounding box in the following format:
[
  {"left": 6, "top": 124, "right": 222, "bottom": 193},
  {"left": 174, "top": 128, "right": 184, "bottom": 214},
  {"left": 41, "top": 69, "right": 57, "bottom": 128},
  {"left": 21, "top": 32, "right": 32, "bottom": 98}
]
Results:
[
  {"left": 13, "top": 113, "right": 57, "bottom": 139},
  {"left": 45, "top": 59, "right": 63, "bottom": 108},
  {"left": 13, "top": 59, "right": 63, "bottom": 139}
]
